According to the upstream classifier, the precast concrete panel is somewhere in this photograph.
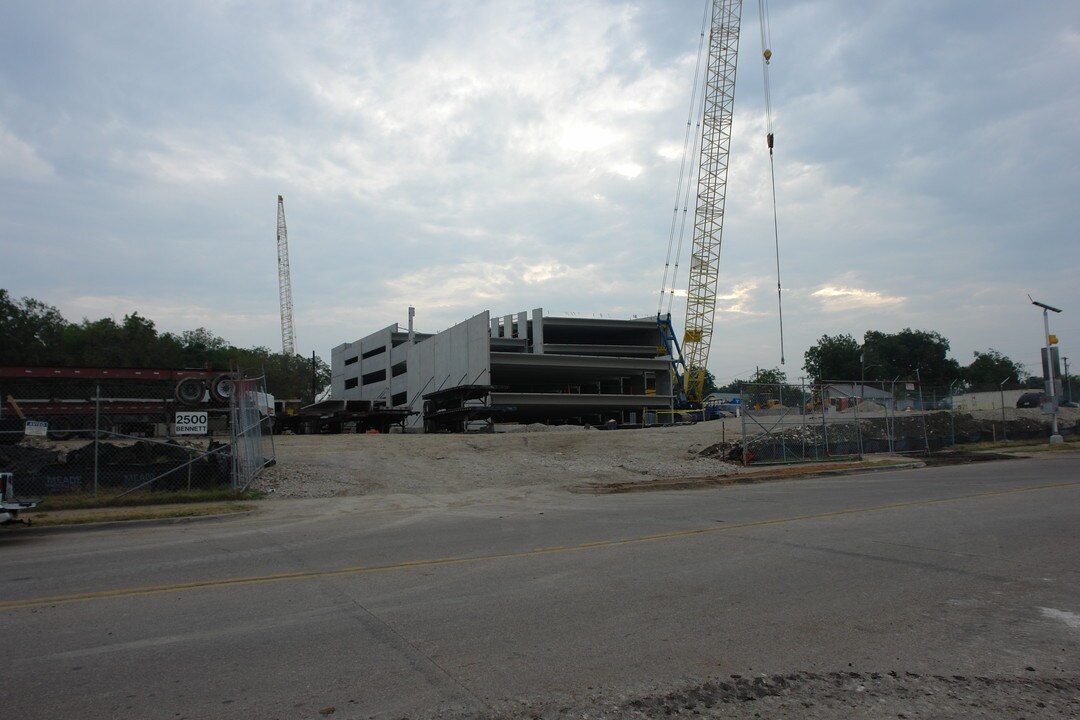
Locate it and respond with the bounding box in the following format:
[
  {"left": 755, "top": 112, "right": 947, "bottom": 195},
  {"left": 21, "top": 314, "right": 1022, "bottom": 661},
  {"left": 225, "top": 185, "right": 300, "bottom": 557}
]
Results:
[
  {"left": 532, "top": 308, "right": 544, "bottom": 353},
  {"left": 406, "top": 343, "right": 422, "bottom": 412},
  {"left": 432, "top": 328, "right": 450, "bottom": 392},
  {"left": 405, "top": 337, "right": 436, "bottom": 430},
  {"left": 469, "top": 312, "right": 491, "bottom": 385},
  {"left": 450, "top": 321, "right": 467, "bottom": 388},
  {"left": 503, "top": 315, "right": 514, "bottom": 338}
]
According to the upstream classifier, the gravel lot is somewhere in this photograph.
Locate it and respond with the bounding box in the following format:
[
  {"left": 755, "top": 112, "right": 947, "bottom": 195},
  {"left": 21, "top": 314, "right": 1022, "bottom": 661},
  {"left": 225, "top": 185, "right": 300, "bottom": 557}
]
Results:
[
  {"left": 253, "top": 420, "right": 746, "bottom": 500},
  {"left": 253, "top": 409, "right": 1079, "bottom": 501}
]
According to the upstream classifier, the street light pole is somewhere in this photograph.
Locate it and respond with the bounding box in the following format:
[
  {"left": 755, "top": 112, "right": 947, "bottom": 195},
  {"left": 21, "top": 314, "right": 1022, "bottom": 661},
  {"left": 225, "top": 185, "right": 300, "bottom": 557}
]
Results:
[{"left": 1030, "top": 296, "right": 1063, "bottom": 445}]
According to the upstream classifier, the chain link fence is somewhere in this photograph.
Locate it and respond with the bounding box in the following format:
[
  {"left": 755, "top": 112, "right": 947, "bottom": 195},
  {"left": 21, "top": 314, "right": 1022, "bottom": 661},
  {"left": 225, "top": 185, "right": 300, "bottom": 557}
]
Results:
[
  {"left": 230, "top": 377, "right": 275, "bottom": 491},
  {"left": 731, "top": 380, "right": 1079, "bottom": 465},
  {"left": 0, "top": 371, "right": 274, "bottom": 503}
]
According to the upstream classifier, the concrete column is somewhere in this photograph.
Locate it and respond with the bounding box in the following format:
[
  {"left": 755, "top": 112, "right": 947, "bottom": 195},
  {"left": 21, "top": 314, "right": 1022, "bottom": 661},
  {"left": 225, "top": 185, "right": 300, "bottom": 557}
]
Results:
[
  {"left": 531, "top": 308, "right": 544, "bottom": 354},
  {"left": 503, "top": 315, "right": 514, "bottom": 339},
  {"left": 490, "top": 316, "right": 501, "bottom": 337}
]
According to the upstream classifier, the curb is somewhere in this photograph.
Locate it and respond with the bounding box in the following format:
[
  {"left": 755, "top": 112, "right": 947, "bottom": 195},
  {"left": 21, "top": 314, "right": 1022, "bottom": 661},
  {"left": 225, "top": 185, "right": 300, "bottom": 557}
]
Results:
[
  {"left": 572, "top": 461, "right": 925, "bottom": 494},
  {"left": 9, "top": 507, "right": 257, "bottom": 534}
]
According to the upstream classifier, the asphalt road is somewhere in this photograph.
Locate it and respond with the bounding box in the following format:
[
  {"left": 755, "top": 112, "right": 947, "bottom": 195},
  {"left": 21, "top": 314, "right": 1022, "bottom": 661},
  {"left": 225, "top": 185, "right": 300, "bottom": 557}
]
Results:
[{"left": 3, "top": 453, "right": 1079, "bottom": 719}]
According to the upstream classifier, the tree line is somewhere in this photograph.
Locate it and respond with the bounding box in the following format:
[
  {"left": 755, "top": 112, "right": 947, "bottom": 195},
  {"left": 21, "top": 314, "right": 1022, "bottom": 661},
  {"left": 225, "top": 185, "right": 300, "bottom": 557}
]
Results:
[
  {"left": 0, "top": 289, "right": 330, "bottom": 402},
  {"left": 707, "top": 328, "right": 1069, "bottom": 396}
]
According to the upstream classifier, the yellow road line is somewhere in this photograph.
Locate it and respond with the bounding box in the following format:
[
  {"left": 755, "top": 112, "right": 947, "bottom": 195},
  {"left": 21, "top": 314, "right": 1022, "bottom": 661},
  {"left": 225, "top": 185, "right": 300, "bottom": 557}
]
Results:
[{"left": 3, "top": 479, "right": 1077, "bottom": 612}]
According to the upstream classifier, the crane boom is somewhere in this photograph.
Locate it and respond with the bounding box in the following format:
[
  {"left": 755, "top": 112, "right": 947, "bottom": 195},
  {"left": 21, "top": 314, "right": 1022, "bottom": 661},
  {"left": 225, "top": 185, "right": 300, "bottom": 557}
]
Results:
[
  {"left": 682, "top": 0, "right": 743, "bottom": 404},
  {"left": 277, "top": 195, "right": 297, "bottom": 356}
]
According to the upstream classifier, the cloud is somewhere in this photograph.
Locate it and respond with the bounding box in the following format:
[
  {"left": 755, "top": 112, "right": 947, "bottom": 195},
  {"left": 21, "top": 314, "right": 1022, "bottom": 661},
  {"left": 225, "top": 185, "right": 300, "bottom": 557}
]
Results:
[
  {"left": 811, "top": 285, "right": 906, "bottom": 312},
  {"left": 0, "top": 124, "right": 53, "bottom": 181},
  {"left": 1, "top": 0, "right": 1077, "bottom": 382}
]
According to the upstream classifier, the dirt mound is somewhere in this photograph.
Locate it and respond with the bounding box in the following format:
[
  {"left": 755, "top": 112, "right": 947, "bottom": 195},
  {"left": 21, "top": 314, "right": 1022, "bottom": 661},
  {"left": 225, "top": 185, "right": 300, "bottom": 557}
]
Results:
[{"left": 701, "top": 412, "right": 1077, "bottom": 461}]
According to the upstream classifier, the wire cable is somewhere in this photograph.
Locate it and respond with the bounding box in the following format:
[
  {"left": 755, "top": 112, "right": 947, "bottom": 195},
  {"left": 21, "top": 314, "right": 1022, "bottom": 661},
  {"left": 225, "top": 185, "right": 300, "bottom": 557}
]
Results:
[
  {"left": 652, "top": 0, "right": 712, "bottom": 317},
  {"left": 758, "top": 0, "right": 785, "bottom": 365}
]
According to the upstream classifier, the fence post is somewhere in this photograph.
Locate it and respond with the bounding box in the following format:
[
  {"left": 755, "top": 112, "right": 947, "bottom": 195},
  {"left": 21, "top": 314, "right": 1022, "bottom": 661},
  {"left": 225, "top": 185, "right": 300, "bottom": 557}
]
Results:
[
  {"left": 854, "top": 380, "right": 863, "bottom": 459},
  {"left": 778, "top": 383, "right": 786, "bottom": 461},
  {"left": 740, "top": 383, "right": 747, "bottom": 466},
  {"left": 887, "top": 380, "right": 895, "bottom": 454},
  {"left": 801, "top": 378, "right": 808, "bottom": 461},
  {"left": 819, "top": 380, "right": 829, "bottom": 459},
  {"left": 1000, "top": 381, "right": 1008, "bottom": 442},
  {"left": 949, "top": 382, "right": 957, "bottom": 447},
  {"left": 93, "top": 381, "right": 100, "bottom": 500}
]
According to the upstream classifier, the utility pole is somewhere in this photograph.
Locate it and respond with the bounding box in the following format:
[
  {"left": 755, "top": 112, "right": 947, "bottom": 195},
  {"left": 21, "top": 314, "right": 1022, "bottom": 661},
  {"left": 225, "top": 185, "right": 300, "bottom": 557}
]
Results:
[{"left": 1065, "top": 356, "right": 1072, "bottom": 403}]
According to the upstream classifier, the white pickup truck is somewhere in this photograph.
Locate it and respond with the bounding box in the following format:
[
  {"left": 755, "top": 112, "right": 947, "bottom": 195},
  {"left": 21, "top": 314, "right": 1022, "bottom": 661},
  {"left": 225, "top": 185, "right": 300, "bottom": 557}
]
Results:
[{"left": 1, "top": 472, "right": 40, "bottom": 526}]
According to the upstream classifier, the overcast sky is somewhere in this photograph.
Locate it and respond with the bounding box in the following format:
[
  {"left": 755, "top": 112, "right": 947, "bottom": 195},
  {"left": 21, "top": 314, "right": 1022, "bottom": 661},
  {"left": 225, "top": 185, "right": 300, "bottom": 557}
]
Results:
[{"left": 2, "top": 0, "right": 1078, "bottom": 385}]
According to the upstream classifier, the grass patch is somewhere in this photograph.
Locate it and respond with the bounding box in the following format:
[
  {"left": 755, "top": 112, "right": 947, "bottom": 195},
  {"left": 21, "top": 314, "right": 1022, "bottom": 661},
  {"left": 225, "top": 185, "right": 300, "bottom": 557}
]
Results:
[
  {"left": 35, "top": 487, "right": 265, "bottom": 511},
  {"left": 27, "top": 502, "right": 253, "bottom": 527}
]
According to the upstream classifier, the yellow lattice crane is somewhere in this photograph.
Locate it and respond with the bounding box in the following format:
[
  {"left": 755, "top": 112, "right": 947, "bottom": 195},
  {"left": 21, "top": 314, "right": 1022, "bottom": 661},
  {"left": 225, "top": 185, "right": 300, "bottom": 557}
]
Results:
[{"left": 659, "top": 0, "right": 783, "bottom": 406}]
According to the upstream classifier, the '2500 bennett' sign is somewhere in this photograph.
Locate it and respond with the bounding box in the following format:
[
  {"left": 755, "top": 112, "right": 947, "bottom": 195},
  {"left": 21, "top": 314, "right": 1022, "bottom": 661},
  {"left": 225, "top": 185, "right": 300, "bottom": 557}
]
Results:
[{"left": 174, "top": 411, "right": 208, "bottom": 435}]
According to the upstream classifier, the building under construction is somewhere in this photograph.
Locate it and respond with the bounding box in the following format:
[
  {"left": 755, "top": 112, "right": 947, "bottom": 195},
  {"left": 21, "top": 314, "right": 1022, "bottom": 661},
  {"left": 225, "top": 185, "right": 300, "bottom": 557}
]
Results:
[
  {"left": 330, "top": 309, "right": 674, "bottom": 431},
  {"left": 330, "top": 1, "right": 783, "bottom": 432}
]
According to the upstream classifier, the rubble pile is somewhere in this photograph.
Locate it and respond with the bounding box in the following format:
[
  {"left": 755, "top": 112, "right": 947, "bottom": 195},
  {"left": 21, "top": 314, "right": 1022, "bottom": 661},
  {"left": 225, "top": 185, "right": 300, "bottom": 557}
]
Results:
[
  {"left": 0, "top": 439, "right": 231, "bottom": 494},
  {"left": 702, "top": 412, "right": 1077, "bottom": 462}
]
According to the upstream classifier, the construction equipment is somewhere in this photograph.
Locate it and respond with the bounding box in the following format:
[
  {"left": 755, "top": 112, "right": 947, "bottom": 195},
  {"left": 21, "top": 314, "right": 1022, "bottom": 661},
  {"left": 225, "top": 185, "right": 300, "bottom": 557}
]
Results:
[
  {"left": 681, "top": 0, "right": 742, "bottom": 404},
  {"left": 658, "top": 0, "right": 743, "bottom": 407},
  {"left": 277, "top": 195, "right": 297, "bottom": 357},
  {"left": 659, "top": 0, "right": 785, "bottom": 406}
]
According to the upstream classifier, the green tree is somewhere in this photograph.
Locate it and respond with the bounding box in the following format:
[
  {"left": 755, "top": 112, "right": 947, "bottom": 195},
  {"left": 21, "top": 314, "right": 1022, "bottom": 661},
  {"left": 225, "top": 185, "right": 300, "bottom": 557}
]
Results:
[
  {"left": 963, "top": 349, "right": 1026, "bottom": 391},
  {"left": 177, "top": 327, "right": 232, "bottom": 367},
  {"left": 803, "top": 333, "right": 862, "bottom": 381},
  {"left": 751, "top": 367, "right": 787, "bottom": 385},
  {"left": 862, "top": 328, "right": 961, "bottom": 387},
  {"left": 697, "top": 367, "right": 719, "bottom": 396},
  {"left": 261, "top": 352, "right": 331, "bottom": 403},
  {"left": 0, "top": 290, "right": 70, "bottom": 365},
  {"left": 0, "top": 289, "right": 330, "bottom": 401}
]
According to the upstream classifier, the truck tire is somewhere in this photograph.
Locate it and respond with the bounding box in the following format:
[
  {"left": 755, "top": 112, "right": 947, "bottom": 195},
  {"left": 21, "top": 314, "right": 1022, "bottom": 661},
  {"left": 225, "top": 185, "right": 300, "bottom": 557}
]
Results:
[
  {"left": 175, "top": 378, "right": 205, "bottom": 405},
  {"left": 211, "top": 375, "right": 234, "bottom": 403},
  {"left": 47, "top": 416, "right": 74, "bottom": 440},
  {"left": 90, "top": 417, "right": 114, "bottom": 440}
]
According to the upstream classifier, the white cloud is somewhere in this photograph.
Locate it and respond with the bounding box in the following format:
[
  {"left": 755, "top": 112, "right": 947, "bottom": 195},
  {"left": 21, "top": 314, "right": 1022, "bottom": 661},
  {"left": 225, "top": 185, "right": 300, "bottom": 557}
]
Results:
[
  {"left": 2, "top": 0, "right": 1078, "bottom": 381},
  {"left": 811, "top": 285, "right": 906, "bottom": 312},
  {"left": 0, "top": 124, "right": 53, "bottom": 181}
]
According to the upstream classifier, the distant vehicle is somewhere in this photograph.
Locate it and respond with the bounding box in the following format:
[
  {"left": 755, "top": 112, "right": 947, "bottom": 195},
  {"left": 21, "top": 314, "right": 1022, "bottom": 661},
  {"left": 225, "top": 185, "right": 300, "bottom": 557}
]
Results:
[
  {"left": 1016, "top": 392, "right": 1043, "bottom": 408},
  {"left": 1062, "top": 401, "right": 1079, "bottom": 409}
]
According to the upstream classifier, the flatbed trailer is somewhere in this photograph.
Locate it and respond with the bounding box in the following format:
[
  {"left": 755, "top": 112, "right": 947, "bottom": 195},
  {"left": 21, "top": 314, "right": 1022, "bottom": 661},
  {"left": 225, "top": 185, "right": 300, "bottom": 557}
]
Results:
[
  {"left": 275, "top": 399, "right": 412, "bottom": 435},
  {"left": 0, "top": 365, "right": 236, "bottom": 441}
]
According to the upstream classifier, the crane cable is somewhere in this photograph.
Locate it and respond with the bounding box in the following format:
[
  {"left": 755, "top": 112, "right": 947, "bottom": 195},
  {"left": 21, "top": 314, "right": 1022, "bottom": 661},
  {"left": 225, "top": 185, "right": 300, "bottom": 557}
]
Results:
[
  {"left": 659, "top": 0, "right": 711, "bottom": 318},
  {"left": 759, "top": 0, "right": 786, "bottom": 365}
]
